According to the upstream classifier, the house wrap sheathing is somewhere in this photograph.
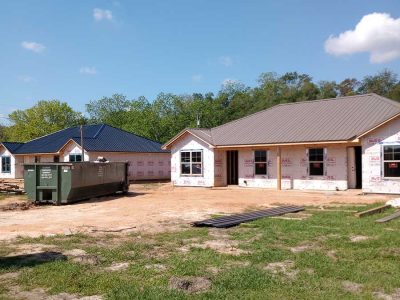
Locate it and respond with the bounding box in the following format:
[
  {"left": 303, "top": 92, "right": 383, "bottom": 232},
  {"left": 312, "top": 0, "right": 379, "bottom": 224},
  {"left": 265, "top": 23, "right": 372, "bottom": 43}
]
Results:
[
  {"left": 0, "top": 124, "right": 170, "bottom": 181},
  {"left": 164, "top": 94, "right": 400, "bottom": 193}
]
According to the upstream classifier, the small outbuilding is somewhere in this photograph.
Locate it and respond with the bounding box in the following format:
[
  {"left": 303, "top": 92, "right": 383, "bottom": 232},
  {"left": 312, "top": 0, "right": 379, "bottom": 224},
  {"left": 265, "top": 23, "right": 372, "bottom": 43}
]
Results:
[
  {"left": 0, "top": 124, "right": 170, "bottom": 181},
  {"left": 163, "top": 94, "right": 400, "bottom": 194}
]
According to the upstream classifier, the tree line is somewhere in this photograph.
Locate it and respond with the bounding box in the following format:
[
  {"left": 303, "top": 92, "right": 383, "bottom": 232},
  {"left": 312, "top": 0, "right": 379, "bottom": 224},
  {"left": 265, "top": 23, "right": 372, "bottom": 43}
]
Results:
[{"left": 2, "top": 69, "right": 400, "bottom": 144}]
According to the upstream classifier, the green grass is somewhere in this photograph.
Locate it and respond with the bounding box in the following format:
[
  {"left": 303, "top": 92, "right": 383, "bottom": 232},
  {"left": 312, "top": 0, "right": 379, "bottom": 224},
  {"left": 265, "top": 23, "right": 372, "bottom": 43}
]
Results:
[{"left": 1, "top": 204, "right": 400, "bottom": 299}]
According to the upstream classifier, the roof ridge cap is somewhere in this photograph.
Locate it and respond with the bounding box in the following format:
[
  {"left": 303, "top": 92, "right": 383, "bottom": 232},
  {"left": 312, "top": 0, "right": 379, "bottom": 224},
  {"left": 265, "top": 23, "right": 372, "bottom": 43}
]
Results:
[
  {"left": 370, "top": 93, "right": 400, "bottom": 109},
  {"left": 210, "top": 94, "right": 381, "bottom": 133},
  {"left": 103, "top": 123, "right": 163, "bottom": 145},
  {"left": 24, "top": 126, "right": 79, "bottom": 143}
]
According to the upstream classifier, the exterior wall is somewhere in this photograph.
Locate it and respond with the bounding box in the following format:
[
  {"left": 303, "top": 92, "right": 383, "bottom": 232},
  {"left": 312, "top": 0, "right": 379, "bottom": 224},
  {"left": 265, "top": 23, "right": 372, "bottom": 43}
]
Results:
[
  {"left": 362, "top": 117, "right": 400, "bottom": 194},
  {"left": 4, "top": 140, "right": 171, "bottom": 181},
  {"left": 171, "top": 134, "right": 214, "bottom": 187},
  {"left": 62, "top": 142, "right": 89, "bottom": 162},
  {"left": 88, "top": 152, "right": 171, "bottom": 181},
  {"left": 0, "top": 146, "right": 17, "bottom": 179},
  {"left": 237, "top": 145, "right": 348, "bottom": 191},
  {"left": 23, "top": 155, "right": 59, "bottom": 163}
]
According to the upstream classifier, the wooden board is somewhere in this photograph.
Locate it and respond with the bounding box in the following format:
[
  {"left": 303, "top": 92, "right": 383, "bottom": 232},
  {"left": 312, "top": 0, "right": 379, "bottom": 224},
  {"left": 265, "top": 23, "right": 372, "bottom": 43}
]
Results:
[
  {"left": 355, "top": 205, "right": 391, "bottom": 218},
  {"left": 376, "top": 210, "right": 400, "bottom": 223}
]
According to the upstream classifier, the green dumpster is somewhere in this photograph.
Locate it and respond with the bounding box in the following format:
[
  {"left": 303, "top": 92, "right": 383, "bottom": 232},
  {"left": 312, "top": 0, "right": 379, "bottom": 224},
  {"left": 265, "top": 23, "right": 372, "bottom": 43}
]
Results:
[{"left": 24, "top": 162, "right": 129, "bottom": 204}]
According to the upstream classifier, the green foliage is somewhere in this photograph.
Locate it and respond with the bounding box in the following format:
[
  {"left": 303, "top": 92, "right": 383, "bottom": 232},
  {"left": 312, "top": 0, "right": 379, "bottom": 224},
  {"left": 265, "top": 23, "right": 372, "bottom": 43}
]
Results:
[
  {"left": 86, "top": 94, "right": 131, "bottom": 129},
  {"left": 338, "top": 78, "right": 360, "bottom": 96},
  {"left": 5, "top": 100, "right": 84, "bottom": 142},
  {"left": 358, "top": 69, "right": 400, "bottom": 100},
  {"left": 3, "top": 69, "right": 400, "bottom": 144},
  {"left": 0, "top": 125, "right": 8, "bottom": 142}
]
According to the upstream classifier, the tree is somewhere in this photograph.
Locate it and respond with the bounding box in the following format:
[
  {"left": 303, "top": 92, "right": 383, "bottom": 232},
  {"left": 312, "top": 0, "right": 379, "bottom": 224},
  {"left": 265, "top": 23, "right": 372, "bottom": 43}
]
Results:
[
  {"left": 6, "top": 100, "right": 84, "bottom": 142},
  {"left": 318, "top": 81, "right": 338, "bottom": 99},
  {"left": 358, "top": 69, "right": 398, "bottom": 97},
  {"left": 388, "top": 84, "right": 400, "bottom": 101},
  {"left": 338, "top": 78, "right": 360, "bottom": 96},
  {"left": 0, "top": 124, "right": 8, "bottom": 141},
  {"left": 86, "top": 94, "right": 131, "bottom": 128}
]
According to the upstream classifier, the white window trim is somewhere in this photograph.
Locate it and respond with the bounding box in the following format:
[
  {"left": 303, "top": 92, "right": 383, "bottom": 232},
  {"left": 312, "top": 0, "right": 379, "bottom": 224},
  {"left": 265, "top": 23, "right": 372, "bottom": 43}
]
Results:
[
  {"left": 69, "top": 154, "right": 83, "bottom": 162},
  {"left": 254, "top": 150, "right": 268, "bottom": 177},
  {"left": 307, "top": 148, "right": 326, "bottom": 177},
  {"left": 1, "top": 156, "right": 11, "bottom": 173},
  {"left": 382, "top": 144, "right": 400, "bottom": 179},
  {"left": 180, "top": 150, "right": 203, "bottom": 177}
]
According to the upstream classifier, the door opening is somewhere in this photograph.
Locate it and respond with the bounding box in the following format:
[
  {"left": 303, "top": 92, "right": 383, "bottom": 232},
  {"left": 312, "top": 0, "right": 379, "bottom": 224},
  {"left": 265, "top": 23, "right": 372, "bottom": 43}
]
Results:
[
  {"left": 227, "top": 150, "right": 238, "bottom": 185},
  {"left": 354, "top": 146, "right": 362, "bottom": 189},
  {"left": 348, "top": 146, "right": 362, "bottom": 189}
]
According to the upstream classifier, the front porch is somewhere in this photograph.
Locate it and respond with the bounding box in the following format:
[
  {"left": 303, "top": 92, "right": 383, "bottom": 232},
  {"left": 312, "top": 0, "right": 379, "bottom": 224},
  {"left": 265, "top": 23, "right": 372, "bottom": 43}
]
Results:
[{"left": 214, "top": 143, "right": 362, "bottom": 191}]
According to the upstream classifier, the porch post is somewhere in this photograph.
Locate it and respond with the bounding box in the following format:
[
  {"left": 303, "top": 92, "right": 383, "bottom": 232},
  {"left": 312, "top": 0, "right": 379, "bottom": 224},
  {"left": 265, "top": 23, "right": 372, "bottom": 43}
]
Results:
[{"left": 277, "top": 146, "right": 281, "bottom": 190}]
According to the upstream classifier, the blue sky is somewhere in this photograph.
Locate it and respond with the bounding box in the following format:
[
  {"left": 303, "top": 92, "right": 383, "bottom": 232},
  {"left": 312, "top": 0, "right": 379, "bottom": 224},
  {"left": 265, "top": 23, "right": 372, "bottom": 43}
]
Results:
[{"left": 0, "top": 0, "right": 399, "bottom": 116}]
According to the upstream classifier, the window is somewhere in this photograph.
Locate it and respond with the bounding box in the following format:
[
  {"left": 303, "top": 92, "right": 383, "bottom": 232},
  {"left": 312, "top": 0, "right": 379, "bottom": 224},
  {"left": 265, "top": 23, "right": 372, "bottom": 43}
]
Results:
[
  {"left": 180, "top": 150, "right": 202, "bottom": 176},
  {"left": 34, "top": 156, "right": 40, "bottom": 163},
  {"left": 54, "top": 155, "right": 60, "bottom": 163},
  {"left": 1, "top": 156, "right": 11, "bottom": 173},
  {"left": 69, "top": 154, "right": 82, "bottom": 162},
  {"left": 254, "top": 150, "right": 267, "bottom": 175},
  {"left": 383, "top": 145, "right": 400, "bottom": 178},
  {"left": 309, "top": 148, "right": 324, "bottom": 176}
]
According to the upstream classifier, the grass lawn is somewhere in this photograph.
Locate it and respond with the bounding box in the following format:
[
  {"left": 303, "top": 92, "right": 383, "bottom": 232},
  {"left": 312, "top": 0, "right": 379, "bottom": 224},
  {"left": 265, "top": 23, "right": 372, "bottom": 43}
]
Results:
[{"left": 0, "top": 204, "right": 399, "bottom": 299}]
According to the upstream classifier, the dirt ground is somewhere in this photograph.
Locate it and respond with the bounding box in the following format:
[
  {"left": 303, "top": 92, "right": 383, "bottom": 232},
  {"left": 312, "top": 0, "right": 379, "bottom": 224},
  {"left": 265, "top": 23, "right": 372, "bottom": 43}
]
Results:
[{"left": 0, "top": 183, "right": 396, "bottom": 240}]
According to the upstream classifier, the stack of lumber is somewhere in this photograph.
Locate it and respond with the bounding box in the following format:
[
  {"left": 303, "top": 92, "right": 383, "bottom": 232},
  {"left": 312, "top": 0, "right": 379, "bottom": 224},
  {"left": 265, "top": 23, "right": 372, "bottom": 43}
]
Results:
[{"left": 0, "top": 179, "right": 24, "bottom": 194}]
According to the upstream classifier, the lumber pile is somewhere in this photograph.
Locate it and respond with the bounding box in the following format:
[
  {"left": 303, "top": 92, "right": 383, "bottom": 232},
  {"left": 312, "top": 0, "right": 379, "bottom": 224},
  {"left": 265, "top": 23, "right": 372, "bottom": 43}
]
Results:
[{"left": 0, "top": 179, "right": 25, "bottom": 194}]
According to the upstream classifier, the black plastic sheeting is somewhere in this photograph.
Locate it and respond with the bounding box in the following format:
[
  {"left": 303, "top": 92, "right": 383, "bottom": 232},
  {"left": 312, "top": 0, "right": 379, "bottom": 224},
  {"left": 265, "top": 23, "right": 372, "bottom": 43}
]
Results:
[{"left": 193, "top": 205, "right": 304, "bottom": 228}]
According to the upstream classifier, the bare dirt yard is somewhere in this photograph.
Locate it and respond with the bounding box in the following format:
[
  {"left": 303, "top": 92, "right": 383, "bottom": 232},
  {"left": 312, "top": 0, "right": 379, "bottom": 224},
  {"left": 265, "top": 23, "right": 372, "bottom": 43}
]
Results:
[
  {"left": 1, "top": 183, "right": 400, "bottom": 299},
  {"left": 0, "top": 183, "right": 395, "bottom": 240}
]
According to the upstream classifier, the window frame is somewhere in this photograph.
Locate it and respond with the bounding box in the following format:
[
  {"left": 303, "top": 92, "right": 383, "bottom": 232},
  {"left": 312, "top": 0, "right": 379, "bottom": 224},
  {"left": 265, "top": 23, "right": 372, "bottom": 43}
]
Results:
[
  {"left": 382, "top": 144, "right": 400, "bottom": 179},
  {"left": 308, "top": 148, "right": 325, "bottom": 177},
  {"left": 180, "top": 150, "right": 203, "bottom": 177},
  {"left": 254, "top": 150, "right": 268, "bottom": 176},
  {"left": 69, "top": 154, "right": 82, "bottom": 162},
  {"left": 1, "top": 156, "right": 11, "bottom": 173}
]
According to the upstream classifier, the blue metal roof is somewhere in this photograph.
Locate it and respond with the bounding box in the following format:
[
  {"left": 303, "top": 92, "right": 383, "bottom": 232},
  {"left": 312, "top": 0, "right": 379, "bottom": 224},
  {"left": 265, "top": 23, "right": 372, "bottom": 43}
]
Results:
[
  {"left": 1, "top": 142, "right": 24, "bottom": 153},
  {"left": 2, "top": 124, "right": 168, "bottom": 154}
]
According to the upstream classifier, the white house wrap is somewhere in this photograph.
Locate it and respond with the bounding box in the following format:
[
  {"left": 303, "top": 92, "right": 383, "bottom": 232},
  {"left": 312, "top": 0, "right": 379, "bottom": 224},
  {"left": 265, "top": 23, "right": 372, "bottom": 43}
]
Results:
[
  {"left": 0, "top": 124, "right": 170, "bottom": 181},
  {"left": 164, "top": 94, "right": 400, "bottom": 194}
]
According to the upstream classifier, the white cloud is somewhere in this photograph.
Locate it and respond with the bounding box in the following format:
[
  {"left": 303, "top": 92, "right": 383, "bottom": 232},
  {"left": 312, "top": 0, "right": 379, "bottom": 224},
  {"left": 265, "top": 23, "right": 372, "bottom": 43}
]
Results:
[
  {"left": 18, "top": 75, "right": 34, "bottom": 83},
  {"left": 79, "top": 66, "right": 97, "bottom": 75},
  {"left": 219, "top": 56, "right": 233, "bottom": 67},
  {"left": 21, "top": 41, "right": 45, "bottom": 53},
  {"left": 325, "top": 12, "right": 400, "bottom": 63},
  {"left": 192, "top": 74, "right": 203, "bottom": 83},
  {"left": 93, "top": 8, "right": 113, "bottom": 21}
]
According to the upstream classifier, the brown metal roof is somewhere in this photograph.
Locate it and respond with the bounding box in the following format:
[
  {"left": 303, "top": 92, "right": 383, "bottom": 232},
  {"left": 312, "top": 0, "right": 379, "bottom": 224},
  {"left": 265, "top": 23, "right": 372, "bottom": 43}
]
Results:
[
  {"left": 187, "top": 128, "right": 214, "bottom": 145},
  {"left": 163, "top": 94, "right": 400, "bottom": 148}
]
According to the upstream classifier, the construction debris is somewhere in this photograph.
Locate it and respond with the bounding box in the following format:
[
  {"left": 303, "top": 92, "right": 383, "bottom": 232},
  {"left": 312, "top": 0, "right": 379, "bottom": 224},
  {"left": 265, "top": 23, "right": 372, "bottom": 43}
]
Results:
[
  {"left": 355, "top": 204, "right": 391, "bottom": 218},
  {"left": 193, "top": 206, "right": 304, "bottom": 228},
  {"left": 376, "top": 210, "right": 400, "bottom": 223},
  {"left": 0, "top": 179, "right": 24, "bottom": 194},
  {"left": 1, "top": 202, "right": 35, "bottom": 211},
  {"left": 386, "top": 198, "right": 400, "bottom": 208}
]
